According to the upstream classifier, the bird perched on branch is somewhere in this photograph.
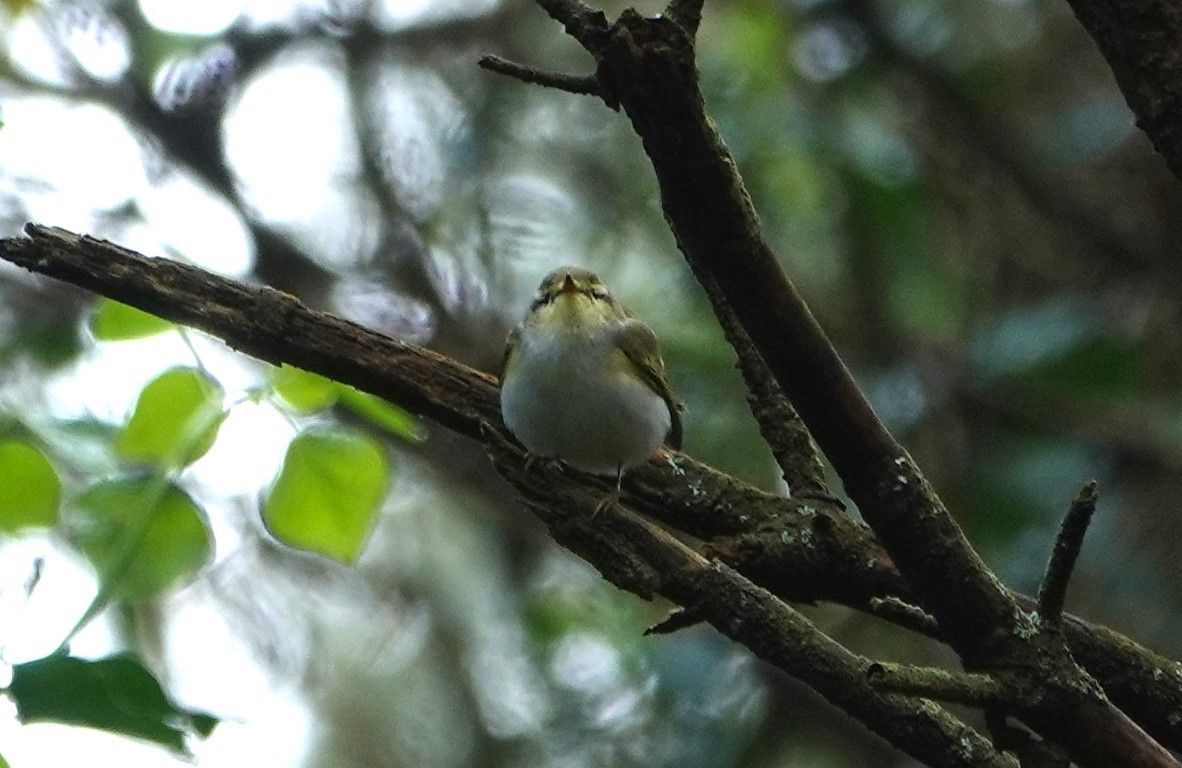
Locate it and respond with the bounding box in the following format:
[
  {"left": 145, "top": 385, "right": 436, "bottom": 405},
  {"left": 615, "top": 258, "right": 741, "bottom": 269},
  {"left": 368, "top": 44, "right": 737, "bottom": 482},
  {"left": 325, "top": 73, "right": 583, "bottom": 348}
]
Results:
[{"left": 499, "top": 266, "right": 683, "bottom": 502}]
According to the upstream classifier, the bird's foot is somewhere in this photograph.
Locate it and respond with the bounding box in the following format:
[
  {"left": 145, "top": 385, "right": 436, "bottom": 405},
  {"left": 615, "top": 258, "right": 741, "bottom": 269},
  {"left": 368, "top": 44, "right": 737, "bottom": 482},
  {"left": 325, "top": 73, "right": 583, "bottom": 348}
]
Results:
[
  {"left": 592, "top": 490, "right": 621, "bottom": 518},
  {"left": 591, "top": 465, "right": 626, "bottom": 518},
  {"left": 523, "top": 453, "right": 565, "bottom": 474}
]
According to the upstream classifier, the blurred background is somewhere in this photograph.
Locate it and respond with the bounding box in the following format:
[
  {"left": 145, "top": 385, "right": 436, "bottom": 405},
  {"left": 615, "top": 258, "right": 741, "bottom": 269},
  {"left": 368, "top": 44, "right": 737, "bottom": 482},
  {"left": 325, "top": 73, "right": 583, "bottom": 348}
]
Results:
[{"left": 0, "top": 0, "right": 1179, "bottom": 765}]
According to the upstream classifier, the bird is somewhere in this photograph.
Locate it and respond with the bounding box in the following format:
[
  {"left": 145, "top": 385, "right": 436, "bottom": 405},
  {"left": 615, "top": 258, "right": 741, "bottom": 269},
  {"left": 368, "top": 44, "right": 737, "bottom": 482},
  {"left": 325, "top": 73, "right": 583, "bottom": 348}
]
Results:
[{"left": 499, "top": 266, "right": 682, "bottom": 506}]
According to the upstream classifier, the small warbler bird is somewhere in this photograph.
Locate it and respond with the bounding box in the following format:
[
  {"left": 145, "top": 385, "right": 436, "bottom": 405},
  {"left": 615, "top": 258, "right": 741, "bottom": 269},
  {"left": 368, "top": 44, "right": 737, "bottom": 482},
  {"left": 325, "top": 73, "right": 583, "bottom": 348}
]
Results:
[{"left": 499, "top": 267, "right": 682, "bottom": 494}]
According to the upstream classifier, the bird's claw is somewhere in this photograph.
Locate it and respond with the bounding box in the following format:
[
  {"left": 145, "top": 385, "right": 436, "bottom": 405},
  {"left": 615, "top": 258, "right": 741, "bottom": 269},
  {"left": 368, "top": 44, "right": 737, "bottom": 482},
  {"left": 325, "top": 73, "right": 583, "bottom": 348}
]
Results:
[
  {"left": 523, "top": 453, "right": 565, "bottom": 474},
  {"left": 592, "top": 490, "right": 621, "bottom": 518}
]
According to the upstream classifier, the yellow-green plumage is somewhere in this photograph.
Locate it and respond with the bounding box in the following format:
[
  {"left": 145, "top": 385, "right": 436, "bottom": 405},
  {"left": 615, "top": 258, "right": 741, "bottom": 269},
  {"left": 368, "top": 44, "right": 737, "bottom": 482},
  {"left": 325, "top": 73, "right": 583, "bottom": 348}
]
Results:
[{"left": 499, "top": 267, "right": 682, "bottom": 477}]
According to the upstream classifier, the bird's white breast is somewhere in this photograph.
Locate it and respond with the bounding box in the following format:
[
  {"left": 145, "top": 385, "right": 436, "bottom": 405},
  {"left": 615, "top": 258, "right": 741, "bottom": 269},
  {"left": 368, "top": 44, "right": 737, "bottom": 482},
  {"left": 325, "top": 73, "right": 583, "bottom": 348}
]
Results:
[{"left": 500, "top": 324, "right": 671, "bottom": 475}]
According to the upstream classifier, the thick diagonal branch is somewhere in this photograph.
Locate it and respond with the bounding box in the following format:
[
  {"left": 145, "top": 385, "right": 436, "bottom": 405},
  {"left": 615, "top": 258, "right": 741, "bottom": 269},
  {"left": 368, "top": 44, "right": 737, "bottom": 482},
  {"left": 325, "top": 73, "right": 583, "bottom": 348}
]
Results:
[
  {"left": 3, "top": 225, "right": 1007, "bottom": 768},
  {"left": 485, "top": 429, "right": 1013, "bottom": 768},
  {"left": 4, "top": 226, "right": 1182, "bottom": 763},
  {"left": 1063, "top": 0, "right": 1182, "bottom": 183},
  {"left": 583, "top": 5, "right": 1015, "bottom": 660},
  {"left": 493, "top": 6, "right": 1181, "bottom": 766},
  {"left": 695, "top": 271, "right": 828, "bottom": 496}
]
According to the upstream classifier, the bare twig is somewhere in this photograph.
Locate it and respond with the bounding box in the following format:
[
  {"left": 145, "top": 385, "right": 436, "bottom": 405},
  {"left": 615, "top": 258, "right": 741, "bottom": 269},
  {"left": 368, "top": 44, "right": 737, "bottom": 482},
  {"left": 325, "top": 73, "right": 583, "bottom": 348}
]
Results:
[
  {"left": 535, "top": 0, "right": 610, "bottom": 49},
  {"left": 696, "top": 271, "right": 828, "bottom": 496},
  {"left": 665, "top": 0, "right": 704, "bottom": 38},
  {"left": 867, "top": 662, "right": 1009, "bottom": 707},
  {"left": 479, "top": 55, "right": 603, "bottom": 98},
  {"left": 1038, "top": 482, "right": 1099, "bottom": 626},
  {"left": 867, "top": 596, "right": 941, "bottom": 637},
  {"left": 645, "top": 607, "right": 702, "bottom": 635}
]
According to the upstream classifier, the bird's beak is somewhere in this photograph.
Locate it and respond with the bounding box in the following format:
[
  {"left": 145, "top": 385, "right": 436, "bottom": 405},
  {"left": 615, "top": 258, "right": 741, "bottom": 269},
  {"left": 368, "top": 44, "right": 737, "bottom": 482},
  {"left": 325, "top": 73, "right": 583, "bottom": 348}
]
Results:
[{"left": 561, "top": 273, "right": 577, "bottom": 295}]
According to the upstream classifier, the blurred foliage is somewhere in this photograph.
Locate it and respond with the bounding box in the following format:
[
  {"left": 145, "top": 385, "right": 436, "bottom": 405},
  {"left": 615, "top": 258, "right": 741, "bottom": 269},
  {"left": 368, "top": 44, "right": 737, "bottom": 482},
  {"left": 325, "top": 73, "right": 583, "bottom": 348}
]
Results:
[
  {"left": 67, "top": 476, "right": 211, "bottom": 601},
  {"left": 0, "top": 0, "right": 1179, "bottom": 766}
]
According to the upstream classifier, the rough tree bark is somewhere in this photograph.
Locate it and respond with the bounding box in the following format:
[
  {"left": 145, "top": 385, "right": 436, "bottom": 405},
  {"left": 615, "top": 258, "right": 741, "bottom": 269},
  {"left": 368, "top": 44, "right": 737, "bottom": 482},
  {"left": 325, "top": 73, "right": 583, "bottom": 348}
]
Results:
[
  {"left": 1063, "top": 0, "right": 1182, "bottom": 183},
  {"left": 3, "top": 0, "right": 1182, "bottom": 766}
]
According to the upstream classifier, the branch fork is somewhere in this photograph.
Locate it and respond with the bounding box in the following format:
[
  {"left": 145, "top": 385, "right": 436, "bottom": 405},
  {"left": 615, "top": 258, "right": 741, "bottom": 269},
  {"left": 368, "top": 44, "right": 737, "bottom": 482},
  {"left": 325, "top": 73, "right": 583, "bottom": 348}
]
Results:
[
  {"left": 3, "top": 0, "right": 1182, "bottom": 763},
  {"left": 482, "top": 2, "right": 1181, "bottom": 765}
]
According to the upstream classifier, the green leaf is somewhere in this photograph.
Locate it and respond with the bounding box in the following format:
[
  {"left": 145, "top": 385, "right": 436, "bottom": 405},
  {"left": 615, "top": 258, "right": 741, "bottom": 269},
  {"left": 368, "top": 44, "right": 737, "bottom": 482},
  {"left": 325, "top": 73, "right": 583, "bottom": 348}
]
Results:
[
  {"left": 0, "top": 752, "right": 8, "bottom": 768},
  {"left": 263, "top": 428, "right": 389, "bottom": 564},
  {"left": 90, "top": 299, "right": 174, "bottom": 341},
  {"left": 271, "top": 364, "right": 339, "bottom": 413},
  {"left": 68, "top": 476, "right": 212, "bottom": 601},
  {"left": 8, "top": 653, "right": 218, "bottom": 755},
  {"left": 336, "top": 386, "right": 425, "bottom": 442},
  {"left": 116, "top": 367, "right": 225, "bottom": 469},
  {"left": 0, "top": 441, "right": 61, "bottom": 532}
]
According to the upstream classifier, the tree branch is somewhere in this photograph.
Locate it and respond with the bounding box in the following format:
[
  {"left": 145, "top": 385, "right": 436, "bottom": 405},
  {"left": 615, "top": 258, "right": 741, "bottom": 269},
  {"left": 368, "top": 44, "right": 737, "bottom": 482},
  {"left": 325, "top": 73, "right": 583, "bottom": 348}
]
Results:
[
  {"left": 691, "top": 269, "right": 828, "bottom": 496},
  {"left": 557, "top": 4, "right": 1020, "bottom": 658},
  {"left": 535, "top": 0, "right": 610, "bottom": 50},
  {"left": 867, "top": 596, "right": 941, "bottom": 637},
  {"left": 6, "top": 225, "right": 1182, "bottom": 763},
  {"left": 484, "top": 427, "right": 1015, "bottom": 768},
  {"left": 1038, "top": 482, "right": 1099, "bottom": 626},
  {"left": 866, "top": 662, "right": 1010, "bottom": 708},
  {"left": 478, "top": 55, "right": 603, "bottom": 98},
  {"left": 1063, "top": 0, "right": 1182, "bottom": 183},
  {"left": 0, "top": 225, "right": 1013, "bottom": 768},
  {"left": 506, "top": 4, "right": 1181, "bottom": 765},
  {"left": 665, "top": 0, "right": 704, "bottom": 38}
]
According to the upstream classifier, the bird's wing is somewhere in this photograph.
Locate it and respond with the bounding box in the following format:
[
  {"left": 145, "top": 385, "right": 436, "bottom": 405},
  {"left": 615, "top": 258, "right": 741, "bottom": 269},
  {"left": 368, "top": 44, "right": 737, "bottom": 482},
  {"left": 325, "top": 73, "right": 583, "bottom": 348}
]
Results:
[
  {"left": 615, "top": 319, "right": 684, "bottom": 450},
  {"left": 499, "top": 325, "right": 521, "bottom": 383}
]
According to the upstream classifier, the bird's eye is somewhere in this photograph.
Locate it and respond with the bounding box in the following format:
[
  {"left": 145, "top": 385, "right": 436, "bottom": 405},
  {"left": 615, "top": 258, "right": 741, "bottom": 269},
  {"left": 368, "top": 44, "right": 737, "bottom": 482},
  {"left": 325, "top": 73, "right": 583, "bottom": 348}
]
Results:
[{"left": 590, "top": 287, "right": 609, "bottom": 300}]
